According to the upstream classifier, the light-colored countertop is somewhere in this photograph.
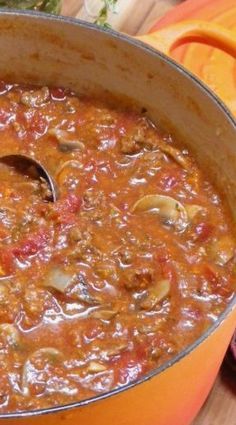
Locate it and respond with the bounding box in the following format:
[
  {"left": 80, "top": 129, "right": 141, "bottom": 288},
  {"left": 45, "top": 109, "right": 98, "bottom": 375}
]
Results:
[{"left": 61, "top": 2, "right": 236, "bottom": 424}]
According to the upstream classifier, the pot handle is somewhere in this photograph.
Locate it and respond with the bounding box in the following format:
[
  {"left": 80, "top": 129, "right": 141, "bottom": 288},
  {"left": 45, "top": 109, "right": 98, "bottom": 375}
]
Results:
[{"left": 137, "top": 20, "right": 236, "bottom": 58}]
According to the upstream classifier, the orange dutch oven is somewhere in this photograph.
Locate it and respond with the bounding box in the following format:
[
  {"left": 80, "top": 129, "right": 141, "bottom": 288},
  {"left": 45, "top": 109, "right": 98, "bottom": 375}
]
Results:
[
  {"left": 0, "top": 9, "right": 235, "bottom": 425},
  {"left": 149, "top": 0, "right": 236, "bottom": 117}
]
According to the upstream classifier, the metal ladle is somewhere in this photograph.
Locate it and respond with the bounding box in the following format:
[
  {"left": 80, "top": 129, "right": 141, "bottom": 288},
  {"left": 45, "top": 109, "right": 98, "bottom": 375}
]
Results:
[{"left": 0, "top": 154, "right": 58, "bottom": 202}]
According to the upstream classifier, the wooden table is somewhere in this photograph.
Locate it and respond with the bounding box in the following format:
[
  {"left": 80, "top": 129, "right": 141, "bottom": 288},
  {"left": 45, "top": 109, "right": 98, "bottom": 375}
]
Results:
[{"left": 61, "top": 2, "right": 236, "bottom": 424}]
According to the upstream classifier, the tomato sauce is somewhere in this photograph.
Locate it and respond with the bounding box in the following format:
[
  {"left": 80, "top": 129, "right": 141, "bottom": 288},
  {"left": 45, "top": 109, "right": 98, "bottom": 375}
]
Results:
[{"left": 0, "top": 82, "right": 234, "bottom": 412}]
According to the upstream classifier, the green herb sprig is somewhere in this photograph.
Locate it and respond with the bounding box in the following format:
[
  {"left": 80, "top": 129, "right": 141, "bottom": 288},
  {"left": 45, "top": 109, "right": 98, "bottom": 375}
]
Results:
[
  {"left": 0, "top": 0, "right": 61, "bottom": 14},
  {"left": 94, "top": 0, "right": 118, "bottom": 28}
]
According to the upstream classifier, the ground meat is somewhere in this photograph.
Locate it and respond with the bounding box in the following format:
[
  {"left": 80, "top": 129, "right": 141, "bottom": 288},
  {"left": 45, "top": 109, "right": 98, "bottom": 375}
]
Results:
[
  {"left": 20, "top": 87, "right": 50, "bottom": 108},
  {"left": 69, "top": 227, "right": 82, "bottom": 243},
  {"left": 118, "top": 249, "right": 133, "bottom": 265},
  {"left": 39, "top": 178, "right": 53, "bottom": 201},
  {"left": 0, "top": 284, "right": 20, "bottom": 323},
  {"left": 22, "top": 286, "right": 58, "bottom": 327},
  {"left": 120, "top": 123, "right": 159, "bottom": 155},
  {"left": 83, "top": 190, "right": 105, "bottom": 210},
  {"left": 123, "top": 267, "right": 154, "bottom": 291},
  {"left": 120, "top": 136, "right": 142, "bottom": 155},
  {"left": 68, "top": 230, "right": 101, "bottom": 262}
]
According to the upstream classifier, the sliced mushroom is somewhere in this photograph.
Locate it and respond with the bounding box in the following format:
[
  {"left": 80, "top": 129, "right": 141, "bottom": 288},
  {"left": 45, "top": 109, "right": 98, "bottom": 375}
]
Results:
[
  {"left": 69, "top": 274, "right": 101, "bottom": 305},
  {"left": 44, "top": 269, "right": 99, "bottom": 305},
  {"left": 49, "top": 128, "right": 85, "bottom": 152},
  {"left": 209, "top": 236, "right": 235, "bottom": 266},
  {"left": 140, "top": 279, "right": 170, "bottom": 310},
  {"left": 132, "top": 194, "right": 188, "bottom": 232},
  {"left": 159, "top": 143, "right": 192, "bottom": 170}
]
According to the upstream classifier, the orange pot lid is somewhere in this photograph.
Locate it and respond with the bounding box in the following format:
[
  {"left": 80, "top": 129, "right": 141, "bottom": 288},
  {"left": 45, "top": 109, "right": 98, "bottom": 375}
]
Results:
[{"left": 150, "top": 0, "right": 236, "bottom": 116}]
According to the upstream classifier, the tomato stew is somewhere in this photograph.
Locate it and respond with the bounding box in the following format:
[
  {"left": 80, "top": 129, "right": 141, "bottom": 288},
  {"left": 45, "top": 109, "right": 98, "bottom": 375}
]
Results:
[{"left": 0, "top": 82, "right": 235, "bottom": 413}]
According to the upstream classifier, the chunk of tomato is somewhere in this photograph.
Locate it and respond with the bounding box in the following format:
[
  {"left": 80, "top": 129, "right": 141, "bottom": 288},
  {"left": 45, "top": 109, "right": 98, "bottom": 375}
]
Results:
[
  {"left": 12, "top": 230, "right": 49, "bottom": 258},
  {"left": 54, "top": 193, "right": 82, "bottom": 215},
  {"left": 194, "top": 222, "right": 213, "bottom": 242}
]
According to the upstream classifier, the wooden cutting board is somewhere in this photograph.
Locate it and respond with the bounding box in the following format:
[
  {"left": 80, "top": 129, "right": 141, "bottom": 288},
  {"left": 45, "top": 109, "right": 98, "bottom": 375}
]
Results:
[{"left": 61, "top": 2, "right": 236, "bottom": 424}]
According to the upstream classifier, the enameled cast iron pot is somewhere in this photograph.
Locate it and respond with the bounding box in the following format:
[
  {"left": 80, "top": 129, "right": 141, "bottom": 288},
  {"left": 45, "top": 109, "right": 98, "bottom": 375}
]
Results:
[{"left": 0, "top": 10, "right": 235, "bottom": 425}]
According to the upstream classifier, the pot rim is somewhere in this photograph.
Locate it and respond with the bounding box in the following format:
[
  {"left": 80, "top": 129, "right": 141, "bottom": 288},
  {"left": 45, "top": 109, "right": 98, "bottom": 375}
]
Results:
[{"left": 0, "top": 9, "right": 235, "bottom": 419}]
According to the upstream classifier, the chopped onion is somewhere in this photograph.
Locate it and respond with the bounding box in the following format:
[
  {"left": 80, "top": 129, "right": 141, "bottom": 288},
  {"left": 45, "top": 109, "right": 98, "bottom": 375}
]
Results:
[{"left": 44, "top": 268, "right": 75, "bottom": 293}]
